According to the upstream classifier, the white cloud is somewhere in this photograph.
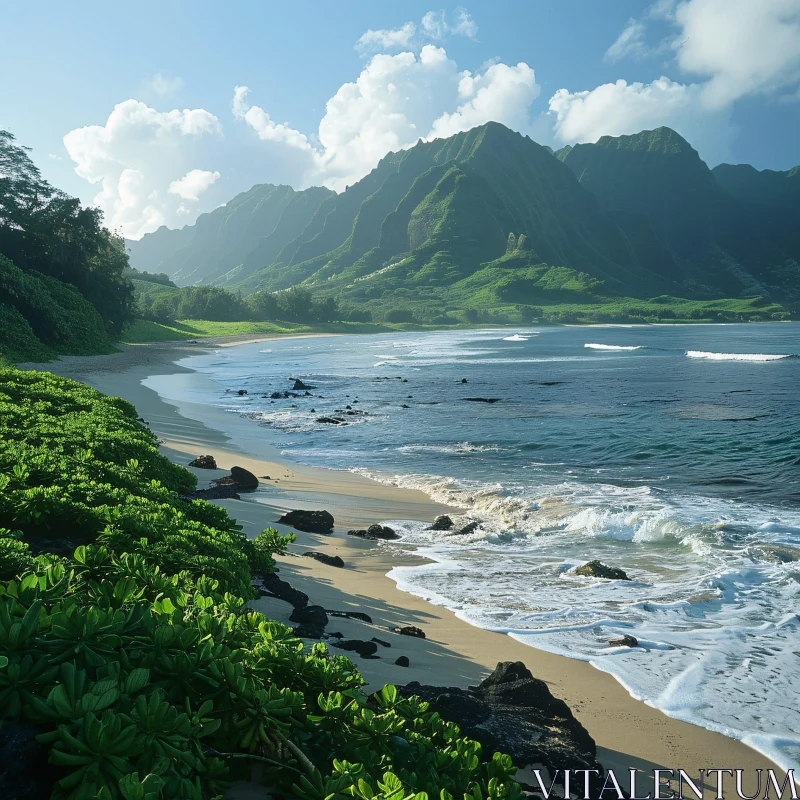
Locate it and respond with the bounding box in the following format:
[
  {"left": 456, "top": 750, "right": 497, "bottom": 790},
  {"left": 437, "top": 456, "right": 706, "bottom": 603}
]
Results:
[
  {"left": 673, "top": 0, "right": 800, "bottom": 107},
  {"left": 356, "top": 22, "right": 417, "bottom": 55},
  {"left": 63, "top": 99, "right": 222, "bottom": 238},
  {"left": 147, "top": 73, "right": 184, "bottom": 97},
  {"left": 546, "top": 76, "right": 734, "bottom": 161},
  {"left": 232, "top": 85, "right": 314, "bottom": 150},
  {"left": 47, "top": 153, "right": 63, "bottom": 161},
  {"left": 356, "top": 8, "right": 477, "bottom": 55},
  {"left": 168, "top": 168, "right": 221, "bottom": 201},
  {"left": 605, "top": 19, "right": 648, "bottom": 61},
  {"left": 429, "top": 62, "right": 539, "bottom": 139}
]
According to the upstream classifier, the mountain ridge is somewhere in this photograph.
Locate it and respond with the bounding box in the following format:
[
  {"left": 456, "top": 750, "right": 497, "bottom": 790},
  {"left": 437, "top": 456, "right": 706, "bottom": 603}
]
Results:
[{"left": 127, "top": 123, "right": 800, "bottom": 318}]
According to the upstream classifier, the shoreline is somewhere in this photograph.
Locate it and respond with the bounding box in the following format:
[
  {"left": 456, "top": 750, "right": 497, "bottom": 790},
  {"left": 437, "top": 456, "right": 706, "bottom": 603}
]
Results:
[{"left": 23, "top": 335, "right": 785, "bottom": 795}]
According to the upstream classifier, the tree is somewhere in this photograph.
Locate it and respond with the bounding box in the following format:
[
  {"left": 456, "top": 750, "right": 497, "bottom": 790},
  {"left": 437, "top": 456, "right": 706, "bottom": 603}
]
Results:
[{"left": 0, "top": 130, "right": 136, "bottom": 334}]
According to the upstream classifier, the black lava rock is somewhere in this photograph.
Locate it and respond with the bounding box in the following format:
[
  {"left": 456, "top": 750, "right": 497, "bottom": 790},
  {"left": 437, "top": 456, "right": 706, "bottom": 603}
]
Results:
[{"left": 278, "top": 509, "right": 335, "bottom": 534}]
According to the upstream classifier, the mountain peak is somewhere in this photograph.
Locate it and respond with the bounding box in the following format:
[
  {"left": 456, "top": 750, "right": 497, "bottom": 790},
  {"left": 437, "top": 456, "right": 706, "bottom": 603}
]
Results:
[{"left": 592, "top": 126, "right": 697, "bottom": 156}]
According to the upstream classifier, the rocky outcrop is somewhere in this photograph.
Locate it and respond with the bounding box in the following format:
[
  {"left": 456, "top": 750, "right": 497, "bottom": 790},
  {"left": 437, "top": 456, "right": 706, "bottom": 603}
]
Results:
[
  {"left": 327, "top": 610, "right": 373, "bottom": 624},
  {"left": 428, "top": 515, "right": 454, "bottom": 531},
  {"left": 333, "top": 639, "right": 378, "bottom": 657},
  {"left": 181, "top": 484, "right": 240, "bottom": 501},
  {"left": 257, "top": 572, "right": 308, "bottom": 608},
  {"left": 347, "top": 524, "right": 398, "bottom": 540},
  {"left": 609, "top": 635, "right": 638, "bottom": 648},
  {"left": 401, "top": 662, "right": 603, "bottom": 792},
  {"left": 303, "top": 551, "right": 344, "bottom": 568},
  {"left": 392, "top": 625, "right": 425, "bottom": 639},
  {"left": 574, "top": 560, "right": 630, "bottom": 580},
  {"left": 278, "top": 509, "right": 335, "bottom": 534},
  {"left": 189, "top": 454, "right": 217, "bottom": 469},
  {"left": 453, "top": 521, "right": 479, "bottom": 536}
]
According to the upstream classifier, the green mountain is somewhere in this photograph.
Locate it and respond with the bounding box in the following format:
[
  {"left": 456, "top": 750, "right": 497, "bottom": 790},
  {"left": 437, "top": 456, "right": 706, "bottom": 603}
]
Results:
[
  {"left": 712, "top": 162, "right": 800, "bottom": 211},
  {"left": 126, "top": 183, "right": 335, "bottom": 288},
  {"left": 129, "top": 123, "right": 800, "bottom": 319}
]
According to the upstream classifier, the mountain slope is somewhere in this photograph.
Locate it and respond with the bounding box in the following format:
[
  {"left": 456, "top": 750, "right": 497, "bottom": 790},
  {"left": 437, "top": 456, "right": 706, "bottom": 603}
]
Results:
[
  {"left": 561, "top": 127, "right": 800, "bottom": 299},
  {"left": 712, "top": 163, "right": 800, "bottom": 211}
]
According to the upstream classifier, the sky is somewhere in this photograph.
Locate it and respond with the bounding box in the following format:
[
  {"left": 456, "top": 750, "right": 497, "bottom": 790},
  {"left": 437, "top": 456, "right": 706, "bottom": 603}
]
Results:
[{"left": 2, "top": 0, "right": 800, "bottom": 238}]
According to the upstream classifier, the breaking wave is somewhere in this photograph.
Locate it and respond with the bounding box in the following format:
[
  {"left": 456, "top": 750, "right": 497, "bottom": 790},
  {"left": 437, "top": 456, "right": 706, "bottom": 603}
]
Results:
[
  {"left": 686, "top": 351, "right": 792, "bottom": 361},
  {"left": 585, "top": 343, "right": 644, "bottom": 351}
]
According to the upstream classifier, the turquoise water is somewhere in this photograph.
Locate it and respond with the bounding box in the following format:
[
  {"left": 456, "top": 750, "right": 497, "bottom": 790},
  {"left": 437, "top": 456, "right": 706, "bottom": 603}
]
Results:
[{"left": 154, "top": 323, "right": 800, "bottom": 769}]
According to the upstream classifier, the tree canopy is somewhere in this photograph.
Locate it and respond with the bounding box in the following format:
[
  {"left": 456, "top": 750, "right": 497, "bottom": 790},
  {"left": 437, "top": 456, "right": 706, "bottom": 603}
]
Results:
[{"left": 0, "top": 130, "right": 135, "bottom": 336}]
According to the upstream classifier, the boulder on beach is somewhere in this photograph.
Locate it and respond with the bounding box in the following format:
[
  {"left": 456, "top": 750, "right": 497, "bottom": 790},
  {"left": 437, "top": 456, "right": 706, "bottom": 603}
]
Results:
[
  {"left": 333, "top": 639, "right": 378, "bottom": 657},
  {"left": 188, "top": 454, "right": 217, "bottom": 469},
  {"left": 257, "top": 572, "right": 308, "bottom": 608},
  {"left": 289, "top": 604, "right": 329, "bottom": 629},
  {"left": 428, "top": 515, "right": 454, "bottom": 531},
  {"left": 327, "top": 610, "right": 373, "bottom": 624},
  {"left": 574, "top": 560, "right": 630, "bottom": 580},
  {"left": 230, "top": 466, "right": 259, "bottom": 490},
  {"left": 279, "top": 509, "right": 335, "bottom": 534},
  {"left": 400, "top": 661, "right": 603, "bottom": 792},
  {"left": 395, "top": 656, "right": 410, "bottom": 667},
  {"left": 181, "top": 484, "right": 240, "bottom": 502},
  {"left": 303, "top": 551, "right": 345, "bottom": 568},
  {"left": 392, "top": 625, "right": 425, "bottom": 639}
]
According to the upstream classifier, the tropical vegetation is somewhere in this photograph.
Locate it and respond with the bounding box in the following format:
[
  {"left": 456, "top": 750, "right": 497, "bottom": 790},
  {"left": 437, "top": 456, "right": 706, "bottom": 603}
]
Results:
[{"left": 0, "top": 368, "right": 524, "bottom": 799}]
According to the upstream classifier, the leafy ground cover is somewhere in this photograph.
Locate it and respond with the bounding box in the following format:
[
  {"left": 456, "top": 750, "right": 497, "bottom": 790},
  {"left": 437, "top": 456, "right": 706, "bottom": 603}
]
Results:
[{"left": 0, "top": 368, "right": 523, "bottom": 799}]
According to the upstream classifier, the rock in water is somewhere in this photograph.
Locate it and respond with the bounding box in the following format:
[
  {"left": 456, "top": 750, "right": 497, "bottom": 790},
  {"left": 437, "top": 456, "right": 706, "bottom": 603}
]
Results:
[
  {"left": 292, "top": 378, "right": 314, "bottom": 390},
  {"left": 574, "top": 560, "right": 630, "bottom": 580},
  {"left": 188, "top": 454, "right": 217, "bottom": 469},
  {"left": 333, "top": 639, "right": 379, "bottom": 657},
  {"left": 453, "top": 521, "right": 479, "bottom": 536},
  {"left": 279, "top": 509, "right": 335, "bottom": 534},
  {"left": 429, "top": 515, "right": 454, "bottom": 531},
  {"left": 400, "top": 661, "right": 603, "bottom": 792},
  {"left": 303, "top": 551, "right": 345, "bottom": 568},
  {"left": 237, "top": 389, "right": 248, "bottom": 396},
  {"left": 230, "top": 465, "right": 259, "bottom": 490},
  {"left": 392, "top": 625, "right": 425, "bottom": 638},
  {"left": 348, "top": 524, "right": 398, "bottom": 540},
  {"left": 609, "top": 635, "right": 638, "bottom": 648}
]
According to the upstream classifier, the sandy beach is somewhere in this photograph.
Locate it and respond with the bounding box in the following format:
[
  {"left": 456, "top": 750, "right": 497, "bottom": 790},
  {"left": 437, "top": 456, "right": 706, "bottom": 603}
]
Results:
[{"left": 23, "top": 335, "right": 786, "bottom": 796}]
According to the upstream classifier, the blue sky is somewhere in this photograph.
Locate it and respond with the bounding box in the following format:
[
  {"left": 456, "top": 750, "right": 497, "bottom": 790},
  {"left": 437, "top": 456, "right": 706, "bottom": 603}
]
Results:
[{"left": 2, "top": 0, "right": 799, "bottom": 237}]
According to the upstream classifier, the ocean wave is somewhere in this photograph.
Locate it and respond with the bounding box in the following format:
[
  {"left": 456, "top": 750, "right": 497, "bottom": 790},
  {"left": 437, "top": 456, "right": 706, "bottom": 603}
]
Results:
[
  {"left": 585, "top": 343, "right": 644, "bottom": 351},
  {"left": 397, "top": 442, "right": 507, "bottom": 455},
  {"left": 686, "top": 351, "right": 792, "bottom": 361},
  {"left": 502, "top": 334, "right": 530, "bottom": 341}
]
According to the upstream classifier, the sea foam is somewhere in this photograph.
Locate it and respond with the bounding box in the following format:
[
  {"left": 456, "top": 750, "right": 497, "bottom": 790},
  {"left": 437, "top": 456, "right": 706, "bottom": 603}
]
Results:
[
  {"left": 686, "top": 350, "right": 791, "bottom": 361},
  {"left": 585, "top": 343, "right": 644, "bottom": 351}
]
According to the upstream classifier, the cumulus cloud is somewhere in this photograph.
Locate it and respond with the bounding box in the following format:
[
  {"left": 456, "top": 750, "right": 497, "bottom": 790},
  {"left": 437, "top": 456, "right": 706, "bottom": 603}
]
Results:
[
  {"left": 168, "top": 168, "right": 221, "bottom": 201},
  {"left": 429, "top": 62, "right": 539, "bottom": 139},
  {"left": 231, "top": 85, "right": 314, "bottom": 150},
  {"left": 546, "top": 76, "right": 734, "bottom": 161},
  {"left": 673, "top": 0, "right": 800, "bottom": 107},
  {"left": 356, "top": 8, "right": 477, "bottom": 55},
  {"left": 63, "top": 99, "right": 222, "bottom": 238}
]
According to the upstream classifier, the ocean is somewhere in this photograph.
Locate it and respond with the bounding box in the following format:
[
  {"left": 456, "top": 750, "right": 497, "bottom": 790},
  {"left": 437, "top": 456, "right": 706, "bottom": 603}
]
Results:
[{"left": 146, "top": 323, "right": 800, "bottom": 771}]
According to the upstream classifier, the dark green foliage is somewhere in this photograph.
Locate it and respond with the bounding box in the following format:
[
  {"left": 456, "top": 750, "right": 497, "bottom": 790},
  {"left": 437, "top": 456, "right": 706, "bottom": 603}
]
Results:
[
  {"left": 0, "top": 130, "right": 135, "bottom": 337},
  {"left": 0, "top": 256, "right": 113, "bottom": 362},
  {"left": 0, "top": 369, "right": 524, "bottom": 799},
  {"left": 123, "top": 269, "right": 175, "bottom": 288}
]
